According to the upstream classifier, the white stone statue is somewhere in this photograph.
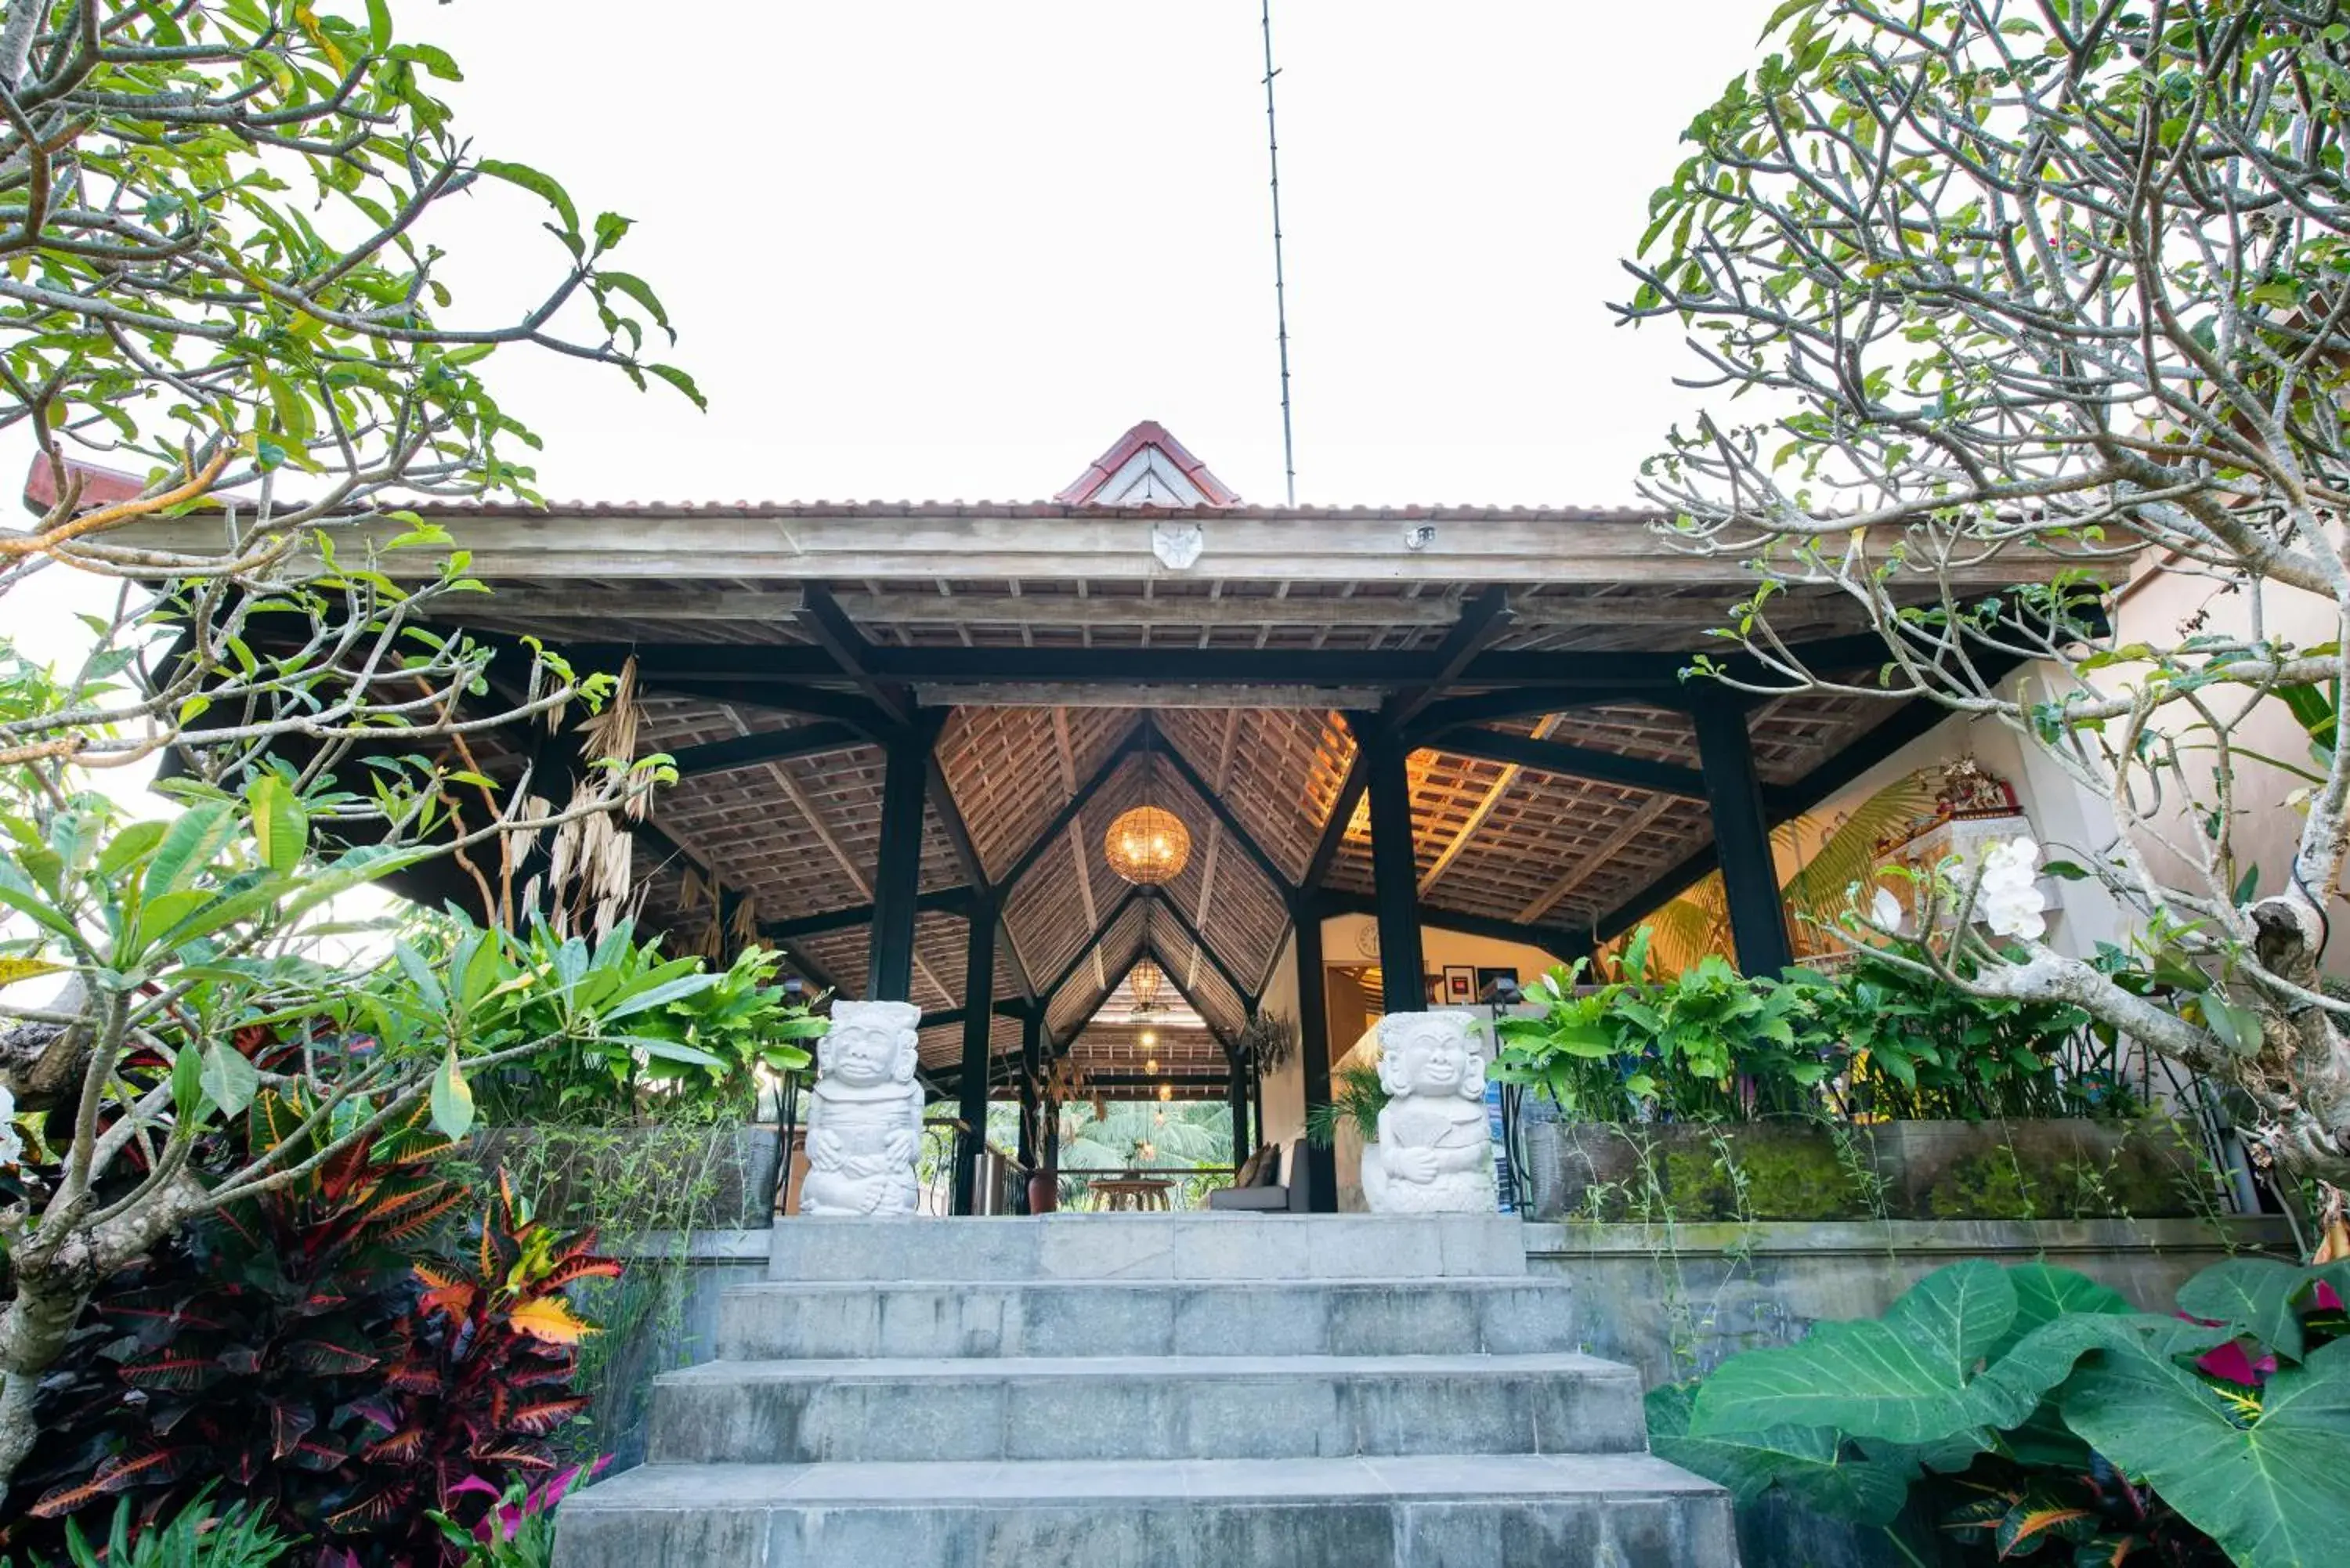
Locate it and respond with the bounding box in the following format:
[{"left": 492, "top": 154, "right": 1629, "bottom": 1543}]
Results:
[
  {"left": 1360, "top": 1010, "right": 1498, "bottom": 1215},
  {"left": 800, "top": 999, "right": 924, "bottom": 1217}
]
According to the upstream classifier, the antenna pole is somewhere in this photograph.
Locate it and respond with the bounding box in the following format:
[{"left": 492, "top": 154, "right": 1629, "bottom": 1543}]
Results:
[{"left": 1260, "top": 0, "right": 1296, "bottom": 507}]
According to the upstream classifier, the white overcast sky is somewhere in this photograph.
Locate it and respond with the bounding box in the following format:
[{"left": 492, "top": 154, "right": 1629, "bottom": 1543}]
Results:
[{"left": 14, "top": 0, "right": 1782, "bottom": 697}]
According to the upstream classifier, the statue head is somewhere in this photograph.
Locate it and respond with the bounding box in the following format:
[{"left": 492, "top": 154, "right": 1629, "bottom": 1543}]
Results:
[
  {"left": 820, "top": 999, "right": 921, "bottom": 1088},
  {"left": 1375, "top": 1010, "right": 1486, "bottom": 1101}
]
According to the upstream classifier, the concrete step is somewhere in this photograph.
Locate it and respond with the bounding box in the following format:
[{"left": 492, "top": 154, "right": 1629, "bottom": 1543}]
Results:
[
  {"left": 551, "top": 1454, "right": 1738, "bottom": 1568},
  {"left": 648, "top": 1353, "right": 1646, "bottom": 1465},
  {"left": 716, "top": 1277, "right": 1581, "bottom": 1361},
  {"left": 766, "top": 1212, "right": 1528, "bottom": 1284}
]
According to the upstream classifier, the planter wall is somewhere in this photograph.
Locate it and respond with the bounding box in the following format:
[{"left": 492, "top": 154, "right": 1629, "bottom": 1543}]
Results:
[
  {"left": 1520, "top": 1112, "right": 2213, "bottom": 1223},
  {"left": 467, "top": 1125, "right": 782, "bottom": 1229}
]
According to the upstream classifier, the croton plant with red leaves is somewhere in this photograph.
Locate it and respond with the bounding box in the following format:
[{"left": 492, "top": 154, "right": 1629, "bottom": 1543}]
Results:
[{"left": 0, "top": 1091, "right": 620, "bottom": 1566}]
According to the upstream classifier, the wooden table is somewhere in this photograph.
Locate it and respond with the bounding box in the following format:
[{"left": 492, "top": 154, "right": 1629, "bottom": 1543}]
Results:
[{"left": 1089, "top": 1176, "right": 1175, "bottom": 1212}]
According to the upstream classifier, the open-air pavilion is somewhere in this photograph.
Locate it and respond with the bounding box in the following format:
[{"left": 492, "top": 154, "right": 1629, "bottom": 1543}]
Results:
[{"left": 128, "top": 421, "right": 2052, "bottom": 1212}]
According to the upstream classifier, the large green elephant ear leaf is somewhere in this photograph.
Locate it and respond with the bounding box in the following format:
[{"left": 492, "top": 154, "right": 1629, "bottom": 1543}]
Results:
[
  {"left": 2058, "top": 1333, "right": 2350, "bottom": 1568},
  {"left": 1690, "top": 1259, "right": 2021, "bottom": 1446},
  {"left": 1999, "top": 1263, "right": 2135, "bottom": 1350},
  {"left": 2176, "top": 1257, "right": 2317, "bottom": 1361},
  {"left": 1644, "top": 1384, "right": 1917, "bottom": 1526}
]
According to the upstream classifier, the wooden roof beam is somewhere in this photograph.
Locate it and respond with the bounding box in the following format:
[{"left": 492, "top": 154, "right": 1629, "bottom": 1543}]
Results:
[
  {"left": 1379, "top": 586, "right": 1514, "bottom": 732},
  {"left": 796, "top": 584, "right": 915, "bottom": 727},
  {"left": 1420, "top": 724, "right": 1798, "bottom": 811},
  {"left": 664, "top": 720, "right": 869, "bottom": 779},
  {"left": 1144, "top": 716, "right": 1300, "bottom": 905},
  {"left": 757, "top": 885, "right": 974, "bottom": 941}
]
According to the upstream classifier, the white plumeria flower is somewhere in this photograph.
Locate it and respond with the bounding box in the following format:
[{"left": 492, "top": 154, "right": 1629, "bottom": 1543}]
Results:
[
  {"left": 1977, "top": 836, "right": 2046, "bottom": 942},
  {"left": 0, "top": 1084, "right": 20, "bottom": 1170},
  {"left": 1868, "top": 886, "right": 1904, "bottom": 930}
]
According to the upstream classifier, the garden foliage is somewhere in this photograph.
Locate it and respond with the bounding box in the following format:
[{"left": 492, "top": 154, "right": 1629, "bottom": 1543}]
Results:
[
  {"left": 1492, "top": 928, "right": 2111, "bottom": 1123},
  {"left": 1654, "top": 1255, "right": 2350, "bottom": 1566}
]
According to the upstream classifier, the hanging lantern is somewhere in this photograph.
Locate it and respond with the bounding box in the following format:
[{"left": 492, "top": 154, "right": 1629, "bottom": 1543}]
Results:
[
  {"left": 1104, "top": 806, "right": 1191, "bottom": 886},
  {"left": 1144, "top": 1057, "right": 1159, "bottom": 1075},
  {"left": 1157, "top": 1083, "right": 1174, "bottom": 1103}
]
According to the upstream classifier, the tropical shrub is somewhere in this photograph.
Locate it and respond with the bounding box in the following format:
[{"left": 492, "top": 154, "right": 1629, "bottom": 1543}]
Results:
[
  {"left": 37, "top": 1491, "right": 298, "bottom": 1568},
  {"left": 460, "top": 923, "right": 820, "bottom": 1127},
  {"left": 1, "top": 1104, "right": 616, "bottom": 1566},
  {"left": 1653, "top": 1255, "right": 2350, "bottom": 1566},
  {"left": 1492, "top": 927, "right": 2115, "bottom": 1124},
  {"left": 428, "top": 1458, "right": 608, "bottom": 1568}
]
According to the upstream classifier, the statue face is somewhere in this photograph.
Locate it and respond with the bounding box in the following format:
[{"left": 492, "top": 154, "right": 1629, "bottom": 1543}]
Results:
[
  {"left": 826, "top": 1022, "right": 901, "bottom": 1086},
  {"left": 1377, "top": 1010, "right": 1485, "bottom": 1100}
]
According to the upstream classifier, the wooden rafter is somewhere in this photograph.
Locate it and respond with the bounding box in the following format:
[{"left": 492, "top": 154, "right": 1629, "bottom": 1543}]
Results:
[
  {"left": 1419, "top": 714, "right": 1566, "bottom": 898},
  {"left": 1514, "top": 795, "right": 1676, "bottom": 923}
]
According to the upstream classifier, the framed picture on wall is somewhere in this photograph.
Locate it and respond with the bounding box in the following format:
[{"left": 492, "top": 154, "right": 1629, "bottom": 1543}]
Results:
[
  {"left": 1441, "top": 965, "right": 1477, "bottom": 1005},
  {"left": 1474, "top": 966, "right": 1520, "bottom": 1000}
]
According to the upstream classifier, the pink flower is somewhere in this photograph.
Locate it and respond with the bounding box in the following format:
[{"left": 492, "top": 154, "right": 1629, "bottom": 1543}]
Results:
[{"left": 2194, "top": 1338, "right": 2276, "bottom": 1386}]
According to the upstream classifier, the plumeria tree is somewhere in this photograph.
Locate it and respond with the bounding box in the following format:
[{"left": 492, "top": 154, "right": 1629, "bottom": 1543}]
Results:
[
  {"left": 1622, "top": 0, "right": 2350, "bottom": 1183},
  {"left": 0, "top": 0, "right": 693, "bottom": 1489}
]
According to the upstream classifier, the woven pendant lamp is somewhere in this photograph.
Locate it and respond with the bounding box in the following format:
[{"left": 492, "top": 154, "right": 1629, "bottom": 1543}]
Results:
[{"left": 1104, "top": 734, "right": 1191, "bottom": 886}]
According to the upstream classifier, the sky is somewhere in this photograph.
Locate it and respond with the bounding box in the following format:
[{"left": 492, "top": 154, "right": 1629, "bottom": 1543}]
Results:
[{"left": 10, "top": 0, "right": 1784, "bottom": 761}]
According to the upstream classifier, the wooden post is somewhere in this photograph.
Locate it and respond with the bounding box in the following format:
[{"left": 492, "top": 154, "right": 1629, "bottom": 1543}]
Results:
[
  {"left": 1366, "top": 732, "right": 1427, "bottom": 1013},
  {"left": 953, "top": 902, "right": 996, "bottom": 1216},
  {"left": 1017, "top": 1006, "right": 1043, "bottom": 1212},
  {"left": 1227, "top": 1057, "right": 1250, "bottom": 1166},
  {"left": 1692, "top": 694, "right": 1793, "bottom": 975},
  {"left": 1294, "top": 909, "right": 1338, "bottom": 1212},
  {"left": 869, "top": 730, "right": 928, "bottom": 999}
]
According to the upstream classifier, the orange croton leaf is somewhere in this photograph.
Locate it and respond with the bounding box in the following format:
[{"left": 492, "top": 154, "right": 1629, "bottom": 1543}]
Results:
[{"left": 506, "top": 1295, "right": 597, "bottom": 1346}]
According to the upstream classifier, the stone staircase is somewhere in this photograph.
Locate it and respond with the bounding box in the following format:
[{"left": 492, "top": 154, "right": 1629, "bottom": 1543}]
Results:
[{"left": 553, "top": 1213, "right": 1736, "bottom": 1567}]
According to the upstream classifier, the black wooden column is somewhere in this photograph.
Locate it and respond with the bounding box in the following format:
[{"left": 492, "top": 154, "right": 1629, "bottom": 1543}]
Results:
[
  {"left": 1227, "top": 1057, "right": 1251, "bottom": 1165},
  {"left": 952, "top": 902, "right": 996, "bottom": 1216},
  {"left": 1691, "top": 693, "right": 1793, "bottom": 975},
  {"left": 869, "top": 730, "right": 930, "bottom": 999},
  {"left": 1365, "top": 732, "right": 1427, "bottom": 1014},
  {"left": 1294, "top": 909, "right": 1338, "bottom": 1212},
  {"left": 1016, "top": 1006, "right": 1043, "bottom": 1212}
]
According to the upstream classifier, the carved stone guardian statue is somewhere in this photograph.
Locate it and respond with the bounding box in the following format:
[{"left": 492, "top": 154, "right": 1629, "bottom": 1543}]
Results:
[
  {"left": 1360, "top": 1010, "right": 1497, "bottom": 1215},
  {"left": 800, "top": 999, "right": 925, "bottom": 1217}
]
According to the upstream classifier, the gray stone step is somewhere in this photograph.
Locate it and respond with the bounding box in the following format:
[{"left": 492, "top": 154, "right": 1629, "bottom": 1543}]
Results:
[
  {"left": 551, "top": 1454, "right": 1738, "bottom": 1568},
  {"left": 767, "top": 1212, "right": 1528, "bottom": 1284},
  {"left": 716, "top": 1276, "right": 1581, "bottom": 1360},
  {"left": 648, "top": 1352, "right": 1647, "bottom": 1465}
]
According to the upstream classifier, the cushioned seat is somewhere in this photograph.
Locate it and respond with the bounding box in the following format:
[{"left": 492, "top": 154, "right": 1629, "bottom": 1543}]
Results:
[{"left": 1206, "top": 1140, "right": 1311, "bottom": 1212}]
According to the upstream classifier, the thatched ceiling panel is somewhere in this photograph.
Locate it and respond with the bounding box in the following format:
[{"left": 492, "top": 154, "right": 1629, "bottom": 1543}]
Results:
[
  {"left": 1065, "top": 1020, "right": 1227, "bottom": 1082},
  {"left": 1045, "top": 896, "right": 1150, "bottom": 1039},
  {"left": 1528, "top": 705, "right": 1699, "bottom": 768},
  {"left": 914, "top": 1012, "right": 1024, "bottom": 1075},
  {"left": 1749, "top": 692, "right": 1885, "bottom": 786},
  {"left": 1144, "top": 905, "right": 1246, "bottom": 1035},
  {"left": 1161, "top": 707, "right": 1348, "bottom": 883},
  {"left": 938, "top": 706, "right": 1073, "bottom": 879},
  {"left": 1000, "top": 750, "right": 1151, "bottom": 994},
  {"left": 789, "top": 925, "right": 870, "bottom": 999}
]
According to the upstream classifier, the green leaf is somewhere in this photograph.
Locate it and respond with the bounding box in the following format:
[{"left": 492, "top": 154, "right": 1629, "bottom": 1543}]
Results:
[
  {"left": 2000, "top": 1263, "right": 2135, "bottom": 1349},
  {"left": 431, "top": 1048, "right": 475, "bottom": 1139},
  {"left": 200, "top": 1042, "right": 261, "bottom": 1118},
  {"left": 96, "top": 820, "right": 168, "bottom": 880},
  {"left": 1646, "top": 1383, "right": 1914, "bottom": 1526},
  {"left": 476, "top": 158, "right": 578, "bottom": 236},
  {"left": 1690, "top": 1259, "right": 2026, "bottom": 1444},
  {"left": 144, "top": 802, "right": 236, "bottom": 897},
  {"left": 2059, "top": 1335, "right": 2350, "bottom": 1568},
  {"left": 645, "top": 363, "right": 707, "bottom": 411},
  {"left": 246, "top": 774, "right": 308, "bottom": 873},
  {"left": 365, "top": 0, "right": 392, "bottom": 50},
  {"left": 2039, "top": 859, "right": 2092, "bottom": 881},
  {"left": 170, "top": 1046, "right": 203, "bottom": 1124},
  {"left": 2177, "top": 1257, "right": 2316, "bottom": 1360},
  {"left": 598, "top": 970, "right": 719, "bottom": 1023}
]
